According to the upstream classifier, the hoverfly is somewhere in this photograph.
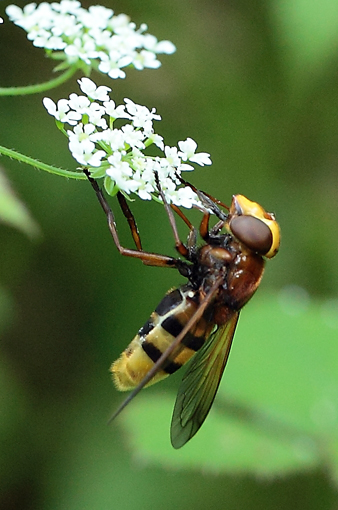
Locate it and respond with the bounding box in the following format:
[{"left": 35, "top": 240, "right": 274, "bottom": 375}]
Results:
[{"left": 84, "top": 169, "right": 280, "bottom": 448}]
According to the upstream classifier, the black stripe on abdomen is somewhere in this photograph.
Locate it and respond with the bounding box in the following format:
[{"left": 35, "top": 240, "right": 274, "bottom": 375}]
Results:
[
  {"left": 142, "top": 340, "right": 182, "bottom": 374},
  {"left": 161, "top": 316, "right": 205, "bottom": 351},
  {"left": 138, "top": 319, "right": 155, "bottom": 338},
  {"left": 155, "top": 288, "right": 183, "bottom": 316}
]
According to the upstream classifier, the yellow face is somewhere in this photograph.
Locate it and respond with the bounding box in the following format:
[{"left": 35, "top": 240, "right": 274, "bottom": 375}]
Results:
[{"left": 228, "top": 194, "right": 280, "bottom": 258}]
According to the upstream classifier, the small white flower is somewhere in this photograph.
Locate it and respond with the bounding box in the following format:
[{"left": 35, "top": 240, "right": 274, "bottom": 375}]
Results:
[
  {"left": 121, "top": 124, "right": 145, "bottom": 149},
  {"left": 87, "top": 150, "right": 106, "bottom": 166},
  {"left": 7, "top": 2, "right": 176, "bottom": 79},
  {"left": 30, "top": 28, "right": 58, "bottom": 49},
  {"left": 142, "top": 34, "right": 176, "bottom": 54},
  {"left": 137, "top": 183, "right": 155, "bottom": 200},
  {"left": 130, "top": 150, "right": 147, "bottom": 172},
  {"left": 189, "top": 152, "right": 212, "bottom": 166},
  {"left": 98, "top": 50, "right": 132, "bottom": 79},
  {"left": 171, "top": 186, "right": 198, "bottom": 208},
  {"left": 85, "top": 102, "right": 107, "bottom": 129},
  {"left": 178, "top": 138, "right": 198, "bottom": 159},
  {"left": 143, "top": 158, "right": 161, "bottom": 177},
  {"left": 178, "top": 162, "right": 195, "bottom": 171},
  {"left": 133, "top": 50, "right": 161, "bottom": 71},
  {"left": 127, "top": 169, "right": 155, "bottom": 200},
  {"left": 106, "top": 153, "right": 140, "bottom": 194},
  {"left": 124, "top": 98, "right": 161, "bottom": 129},
  {"left": 71, "top": 145, "right": 106, "bottom": 166},
  {"left": 43, "top": 77, "right": 212, "bottom": 208},
  {"left": 164, "top": 146, "right": 182, "bottom": 168},
  {"left": 68, "top": 123, "right": 97, "bottom": 153},
  {"left": 109, "top": 13, "right": 131, "bottom": 32},
  {"left": 98, "top": 60, "right": 126, "bottom": 79},
  {"left": 43, "top": 97, "right": 67, "bottom": 117},
  {"left": 64, "top": 34, "right": 99, "bottom": 65},
  {"left": 141, "top": 34, "right": 158, "bottom": 51},
  {"left": 6, "top": 4, "right": 40, "bottom": 31},
  {"left": 147, "top": 133, "right": 164, "bottom": 150},
  {"left": 97, "top": 128, "right": 126, "bottom": 151},
  {"left": 178, "top": 137, "right": 212, "bottom": 166},
  {"left": 103, "top": 99, "right": 129, "bottom": 120},
  {"left": 77, "top": 5, "right": 113, "bottom": 30},
  {"left": 51, "top": 13, "right": 81, "bottom": 38},
  {"left": 107, "top": 151, "right": 125, "bottom": 166},
  {"left": 52, "top": 1, "right": 82, "bottom": 15},
  {"left": 78, "top": 77, "right": 111, "bottom": 101},
  {"left": 155, "top": 40, "right": 176, "bottom": 54},
  {"left": 68, "top": 93, "right": 90, "bottom": 113},
  {"left": 44, "top": 35, "right": 67, "bottom": 50},
  {"left": 43, "top": 97, "right": 81, "bottom": 125}
]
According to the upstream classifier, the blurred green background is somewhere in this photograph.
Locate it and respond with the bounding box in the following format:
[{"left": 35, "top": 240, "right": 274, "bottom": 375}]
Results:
[{"left": 1, "top": 0, "right": 338, "bottom": 508}]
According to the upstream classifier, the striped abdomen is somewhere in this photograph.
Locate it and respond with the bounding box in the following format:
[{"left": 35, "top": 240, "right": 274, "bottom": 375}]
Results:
[{"left": 111, "top": 285, "right": 214, "bottom": 391}]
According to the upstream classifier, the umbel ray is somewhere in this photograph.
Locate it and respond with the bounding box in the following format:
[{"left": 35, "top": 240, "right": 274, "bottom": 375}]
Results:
[{"left": 84, "top": 169, "right": 280, "bottom": 449}]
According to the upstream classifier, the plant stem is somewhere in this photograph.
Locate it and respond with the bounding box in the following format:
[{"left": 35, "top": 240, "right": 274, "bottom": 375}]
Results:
[
  {"left": 0, "top": 145, "right": 86, "bottom": 180},
  {"left": 0, "top": 67, "right": 77, "bottom": 96}
]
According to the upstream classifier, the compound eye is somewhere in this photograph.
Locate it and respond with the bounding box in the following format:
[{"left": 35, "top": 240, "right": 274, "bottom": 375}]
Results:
[{"left": 230, "top": 215, "right": 273, "bottom": 255}]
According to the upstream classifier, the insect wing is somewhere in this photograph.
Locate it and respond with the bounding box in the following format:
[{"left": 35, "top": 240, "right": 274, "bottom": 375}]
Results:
[{"left": 170, "top": 312, "right": 240, "bottom": 449}]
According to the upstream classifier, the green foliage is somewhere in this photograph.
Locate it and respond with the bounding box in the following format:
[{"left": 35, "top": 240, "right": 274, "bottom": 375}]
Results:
[
  {"left": 0, "top": 168, "right": 40, "bottom": 237},
  {"left": 1, "top": 0, "right": 338, "bottom": 509},
  {"left": 121, "top": 294, "right": 338, "bottom": 481},
  {"left": 271, "top": 0, "right": 338, "bottom": 72}
]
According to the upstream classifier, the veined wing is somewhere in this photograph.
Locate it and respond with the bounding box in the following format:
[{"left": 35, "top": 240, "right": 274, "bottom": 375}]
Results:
[{"left": 170, "top": 311, "right": 240, "bottom": 449}]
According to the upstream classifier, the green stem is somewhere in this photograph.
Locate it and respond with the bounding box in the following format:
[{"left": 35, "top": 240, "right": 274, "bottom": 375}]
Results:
[
  {"left": 0, "top": 67, "right": 77, "bottom": 96},
  {"left": 0, "top": 145, "right": 86, "bottom": 180}
]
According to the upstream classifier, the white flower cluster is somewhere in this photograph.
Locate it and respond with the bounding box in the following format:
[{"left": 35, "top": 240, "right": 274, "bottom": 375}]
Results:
[
  {"left": 6, "top": 1, "right": 176, "bottom": 78},
  {"left": 43, "top": 78, "right": 212, "bottom": 207}
]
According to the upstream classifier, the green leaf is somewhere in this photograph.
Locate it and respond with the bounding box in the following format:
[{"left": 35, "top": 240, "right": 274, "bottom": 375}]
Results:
[
  {"left": 119, "top": 292, "right": 338, "bottom": 480},
  {"left": 104, "top": 176, "right": 119, "bottom": 197},
  {"left": 89, "top": 166, "right": 107, "bottom": 179},
  {"left": 120, "top": 394, "right": 319, "bottom": 475},
  {"left": 0, "top": 168, "right": 40, "bottom": 238}
]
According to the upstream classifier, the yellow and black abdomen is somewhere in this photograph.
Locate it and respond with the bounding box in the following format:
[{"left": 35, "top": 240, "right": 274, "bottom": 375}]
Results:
[{"left": 111, "top": 285, "right": 214, "bottom": 391}]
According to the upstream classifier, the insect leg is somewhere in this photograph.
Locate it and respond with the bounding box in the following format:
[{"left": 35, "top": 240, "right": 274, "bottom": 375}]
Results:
[
  {"left": 199, "top": 210, "right": 211, "bottom": 241},
  {"left": 209, "top": 219, "right": 225, "bottom": 236},
  {"left": 169, "top": 204, "right": 199, "bottom": 256},
  {"left": 170, "top": 204, "right": 193, "bottom": 230},
  {"left": 154, "top": 172, "right": 191, "bottom": 259},
  {"left": 177, "top": 174, "right": 230, "bottom": 212},
  {"left": 84, "top": 169, "right": 180, "bottom": 268},
  {"left": 174, "top": 174, "right": 227, "bottom": 240},
  {"left": 116, "top": 192, "right": 142, "bottom": 251},
  {"left": 199, "top": 214, "right": 227, "bottom": 241}
]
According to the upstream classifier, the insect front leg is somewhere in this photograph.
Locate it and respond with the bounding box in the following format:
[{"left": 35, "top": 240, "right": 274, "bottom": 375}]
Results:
[
  {"left": 154, "top": 172, "right": 194, "bottom": 259},
  {"left": 170, "top": 203, "right": 194, "bottom": 230},
  {"left": 176, "top": 173, "right": 230, "bottom": 212}
]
